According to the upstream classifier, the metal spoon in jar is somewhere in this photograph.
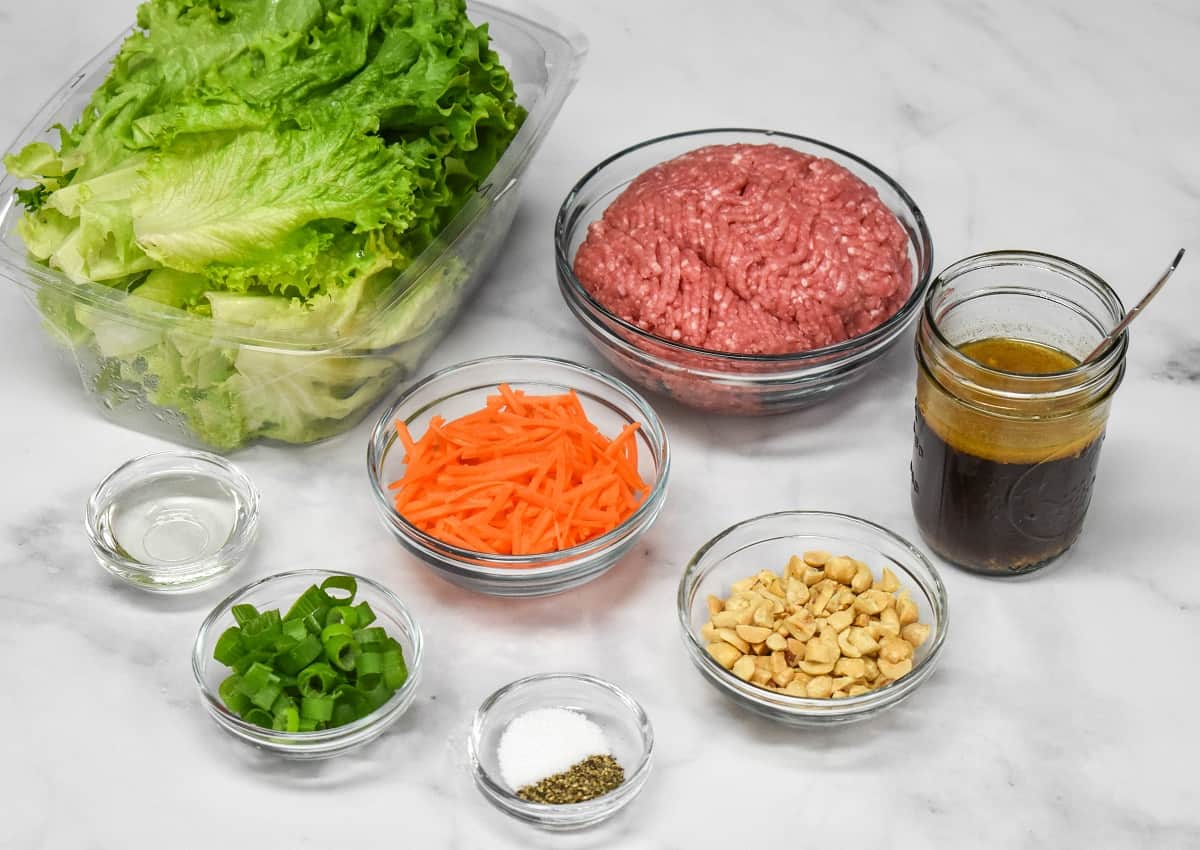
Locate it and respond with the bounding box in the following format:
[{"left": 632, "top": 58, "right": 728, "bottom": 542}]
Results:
[{"left": 1082, "top": 248, "right": 1186, "bottom": 364}]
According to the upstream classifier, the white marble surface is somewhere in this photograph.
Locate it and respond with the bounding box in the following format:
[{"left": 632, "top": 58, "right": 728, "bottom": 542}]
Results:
[{"left": 1, "top": 0, "right": 1198, "bottom": 847}]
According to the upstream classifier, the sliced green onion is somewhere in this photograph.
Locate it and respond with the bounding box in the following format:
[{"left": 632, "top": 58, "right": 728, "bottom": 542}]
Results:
[
  {"left": 243, "top": 708, "right": 273, "bottom": 727},
  {"left": 361, "top": 681, "right": 394, "bottom": 711},
  {"left": 301, "top": 695, "right": 335, "bottom": 723},
  {"left": 280, "top": 618, "right": 308, "bottom": 645},
  {"left": 356, "top": 651, "right": 383, "bottom": 691},
  {"left": 213, "top": 575, "right": 405, "bottom": 732},
  {"left": 284, "top": 584, "right": 331, "bottom": 622},
  {"left": 276, "top": 633, "right": 323, "bottom": 675},
  {"left": 219, "top": 674, "right": 252, "bottom": 715},
  {"left": 320, "top": 575, "right": 357, "bottom": 601},
  {"left": 324, "top": 636, "right": 358, "bottom": 673},
  {"left": 241, "top": 609, "right": 282, "bottom": 651},
  {"left": 231, "top": 603, "right": 259, "bottom": 626},
  {"left": 297, "top": 662, "right": 340, "bottom": 698},
  {"left": 213, "top": 626, "right": 244, "bottom": 666},
  {"left": 273, "top": 706, "right": 300, "bottom": 732},
  {"left": 326, "top": 605, "right": 357, "bottom": 629},
  {"left": 354, "top": 626, "right": 388, "bottom": 650},
  {"left": 238, "top": 661, "right": 284, "bottom": 710},
  {"left": 382, "top": 645, "right": 408, "bottom": 689},
  {"left": 353, "top": 601, "right": 376, "bottom": 628}
]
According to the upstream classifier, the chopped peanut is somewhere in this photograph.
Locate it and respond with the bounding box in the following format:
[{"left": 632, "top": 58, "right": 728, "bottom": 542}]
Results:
[{"left": 702, "top": 551, "right": 933, "bottom": 701}]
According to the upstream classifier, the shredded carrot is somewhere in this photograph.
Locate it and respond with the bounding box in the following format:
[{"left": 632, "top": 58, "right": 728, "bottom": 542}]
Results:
[{"left": 390, "top": 384, "right": 650, "bottom": 559}]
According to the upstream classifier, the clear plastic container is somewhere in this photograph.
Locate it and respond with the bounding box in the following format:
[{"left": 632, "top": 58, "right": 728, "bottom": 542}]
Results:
[{"left": 0, "top": 1, "right": 586, "bottom": 452}]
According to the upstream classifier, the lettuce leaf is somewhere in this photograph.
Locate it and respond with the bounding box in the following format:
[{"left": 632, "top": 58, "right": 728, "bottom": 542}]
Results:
[{"left": 6, "top": 0, "right": 524, "bottom": 449}]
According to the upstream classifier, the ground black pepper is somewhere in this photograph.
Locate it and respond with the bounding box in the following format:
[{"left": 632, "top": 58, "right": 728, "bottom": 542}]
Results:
[{"left": 515, "top": 754, "right": 625, "bottom": 804}]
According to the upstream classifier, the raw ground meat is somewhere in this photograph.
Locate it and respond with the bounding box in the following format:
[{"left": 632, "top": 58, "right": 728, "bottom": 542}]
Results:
[{"left": 572, "top": 144, "right": 912, "bottom": 355}]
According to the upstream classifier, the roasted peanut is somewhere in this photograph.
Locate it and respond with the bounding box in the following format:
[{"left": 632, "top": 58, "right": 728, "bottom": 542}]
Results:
[
  {"left": 825, "top": 555, "right": 856, "bottom": 585},
  {"left": 834, "top": 657, "right": 866, "bottom": 679},
  {"left": 786, "top": 637, "right": 807, "bottom": 659},
  {"left": 809, "top": 581, "right": 836, "bottom": 615},
  {"left": 837, "top": 629, "right": 863, "bottom": 659},
  {"left": 829, "top": 589, "right": 857, "bottom": 612},
  {"left": 877, "top": 657, "right": 913, "bottom": 680},
  {"left": 707, "top": 642, "right": 741, "bottom": 669},
  {"left": 712, "top": 610, "right": 740, "bottom": 629},
  {"left": 786, "top": 577, "right": 810, "bottom": 606},
  {"left": 730, "top": 576, "right": 756, "bottom": 594},
  {"left": 704, "top": 551, "right": 931, "bottom": 701},
  {"left": 803, "top": 550, "right": 831, "bottom": 567},
  {"left": 901, "top": 622, "right": 931, "bottom": 648},
  {"left": 783, "top": 679, "right": 808, "bottom": 697},
  {"left": 736, "top": 625, "right": 773, "bottom": 644},
  {"left": 804, "top": 636, "right": 839, "bottom": 665},
  {"left": 826, "top": 608, "right": 855, "bottom": 633},
  {"left": 863, "top": 657, "right": 880, "bottom": 682},
  {"left": 853, "top": 588, "right": 893, "bottom": 615},
  {"left": 848, "top": 627, "right": 879, "bottom": 656},
  {"left": 732, "top": 655, "right": 756, "bottom": 681},
  {"left": 877, "top": 567, "right": 900, "bottom": 593},
  {"left": 879, "top": 636, "right": 914, "bottom": 664},
  {"left": 718, "top": 628, "right": 751, "bottom": 653},
  {"left": 806, "top": 675, "right": 834, "bottom": 698},
  {"left": 851, "top": 561, "right": 874, "bottom": 593}
]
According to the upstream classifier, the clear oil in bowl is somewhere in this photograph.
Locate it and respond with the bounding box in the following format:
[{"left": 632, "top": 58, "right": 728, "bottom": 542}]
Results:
[
  {"left": 101, "top": 473, "right": 242, "bottom": 565},
  {"left": 87, "top": 451, "right": 260, "bottom": 591}
]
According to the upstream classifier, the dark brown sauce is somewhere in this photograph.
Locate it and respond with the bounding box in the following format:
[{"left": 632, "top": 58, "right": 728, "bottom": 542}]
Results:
[{"left": 911, "top": 338, "right": 1105, "bottom": 574}]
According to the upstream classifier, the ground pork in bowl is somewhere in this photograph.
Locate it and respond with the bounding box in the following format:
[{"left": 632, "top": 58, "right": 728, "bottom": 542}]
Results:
[{"left": 554, "top": 129, "right": 933, "bottom": 414}]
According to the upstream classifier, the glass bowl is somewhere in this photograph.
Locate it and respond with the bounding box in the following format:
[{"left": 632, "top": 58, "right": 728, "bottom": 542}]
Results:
[
  {"left": 678, "top": 511, "right": 949, "bottom": 725},
  {"left": 554, "top": 128, "right": 934, "bottom": 414},
  {"left": 85, "top": 450, "right": 259, "bottom": 592},
  {"left": 467, "top": 673, "right": 653, "bottom": 830},
  {"left": 192, "top": 570, "right": 423, "bottom": 759},
  {"left": 366, "top": 356, "right": 670, "bottom": 597}
]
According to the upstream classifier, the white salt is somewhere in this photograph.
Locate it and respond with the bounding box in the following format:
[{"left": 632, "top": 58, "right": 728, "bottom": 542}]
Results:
[{"left": 496, "top": 707, "right": 611, "bottom": 790}]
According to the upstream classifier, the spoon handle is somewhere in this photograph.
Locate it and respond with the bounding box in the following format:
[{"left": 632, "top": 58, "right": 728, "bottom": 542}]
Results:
[{"left": 1082, "top": 248, "right": 1186, "bottom": 364}]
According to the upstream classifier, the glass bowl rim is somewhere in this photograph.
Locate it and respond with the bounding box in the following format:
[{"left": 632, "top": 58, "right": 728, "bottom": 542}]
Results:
[
  {"left": 84, "top": 449, "right": 260, "bottom": 579},
  {"left": 554, "top": 126, "right": 935, "bottom": 365},
  {"left": 191, "top": 568, "right": 424, "bottom": 743},
  {"left": 466, "top": 671, "right": 655, "bottom": 815},
  {"left": 366, "top": 354, "right": 671, "bottom": 576},
  {"left": 677, "top": 510, "right": 949, "bottom": 713}
]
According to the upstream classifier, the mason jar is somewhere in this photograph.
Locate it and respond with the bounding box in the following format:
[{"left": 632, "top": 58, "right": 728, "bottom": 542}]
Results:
[{"left": 911, "top": 251, "right": 1127, "bottom": 576}]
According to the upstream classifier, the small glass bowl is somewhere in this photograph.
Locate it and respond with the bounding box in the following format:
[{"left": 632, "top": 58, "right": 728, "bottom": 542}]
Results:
[
  {"left": 678, "top": 511, "right": 949, "bottom": 725},
  {"left": 367, "top": 356, "right": 671, "bottom": 597},
  {"left": 554, "top": 128, "right": 934, "bottom": 414},
  {"left": 85, "top": 450, "right": 259, "bottom": 592},
  {"left": 467, "top": 673, "right": 654, "bottom": 830},
  {"left": 192, "top": 570, "right": 423, "bottom": 759}
]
